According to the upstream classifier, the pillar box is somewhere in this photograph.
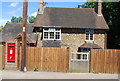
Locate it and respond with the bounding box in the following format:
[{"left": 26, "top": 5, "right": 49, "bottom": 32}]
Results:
[
  {"left": 7, "top": 43, "right": 16, "bottom": 62},
  {"left": 5, "top": 39, "right": 18, "bottom": 70}
]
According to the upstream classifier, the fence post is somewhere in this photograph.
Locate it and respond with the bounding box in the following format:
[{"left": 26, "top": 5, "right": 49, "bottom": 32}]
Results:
[
  {"left": 3, "top": 46, "right": 5, "bottom": 69},
  {"left": 89, "top": 49, "right": 94, "bottom": 73},
  {"left": 89, "top": 49, "right": 92, "bottom": 73},
  {"left": 41, "top": 47, "right": 43, "bottom": 71},
  {"left": 66, "top": 47, "right": 70, "bottom": 72}
]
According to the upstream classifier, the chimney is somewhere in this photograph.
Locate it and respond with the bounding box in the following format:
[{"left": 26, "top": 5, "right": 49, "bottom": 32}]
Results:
[
  {"left": 95, "top": 0, "right": 102, "bottom": 16},
  {"left": 38, "top": 0, "right": 44, "bottom": 14}
]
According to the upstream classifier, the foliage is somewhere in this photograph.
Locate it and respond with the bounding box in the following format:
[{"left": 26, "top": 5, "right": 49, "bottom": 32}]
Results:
[
  {"left": 92, "top": 70, "right": 99, "bottom": 74},
  {"left": 29, "top": 16, "right": 36, "bottom": 23},
  {"left": 0, "top": 27, "right": 4, "bottom": 31},
  {"left": 34, "top": 66, "right": 39, "bottom": 71},
  {"left": 78, "top": 2, "right": 96, "bottom": 8},
  {"left": 10, "top": 16, "right": 35, "bottom": 23},
  {"left": 11, "top": 16, "right": 22, "bottom": 23},
  {"left": 0, "top": 68, "right": 4, "bottom": 71},
  {"left": 78, "top": 2, "right": 120, "bottom": 49}
]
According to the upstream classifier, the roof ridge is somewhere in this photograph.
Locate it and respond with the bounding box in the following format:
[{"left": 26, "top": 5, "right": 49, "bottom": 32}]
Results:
[
  {"left": 6, "top": 22, "right": 34, "bottom": 25},
  {"left": 45, "top": 7, "right": 94, "bottom": 10}
]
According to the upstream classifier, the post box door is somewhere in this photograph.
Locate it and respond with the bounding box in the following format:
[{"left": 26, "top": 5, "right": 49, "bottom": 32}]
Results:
[{"left": 7, "top": 43, "right": 16, "bottom": 62}]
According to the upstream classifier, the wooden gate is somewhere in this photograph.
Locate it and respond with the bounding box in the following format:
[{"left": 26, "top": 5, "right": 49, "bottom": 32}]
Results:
[
  {"left": 70, "top": 52, "right": 90, "bottom": 73},
  {"left": 18, "top": 47, "right": 70, "bottom": 72}
]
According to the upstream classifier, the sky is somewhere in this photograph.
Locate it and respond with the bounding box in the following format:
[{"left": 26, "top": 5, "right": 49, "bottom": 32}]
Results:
[{"left": 0, "top": 1, "right": 86, "bottom": 26}]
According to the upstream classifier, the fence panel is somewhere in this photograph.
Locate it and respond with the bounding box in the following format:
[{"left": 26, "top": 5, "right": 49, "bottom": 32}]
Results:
[
  {"left": 18, "top": 47, "right": 69, "bottom": 72},
  {"left": 0, "top": 46, "right": 6, "bottom": 69},
  {"left": 90, "top": 49, "right": 120, "bottom": 74}
]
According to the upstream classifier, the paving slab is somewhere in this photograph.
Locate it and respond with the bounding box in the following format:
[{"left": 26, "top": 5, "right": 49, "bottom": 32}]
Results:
[
  {"left": 0, "top": 71, "right": 2, "bottom": 81},
  {"left": 1, "top": 70, "right": 118, "bottom": 79}
]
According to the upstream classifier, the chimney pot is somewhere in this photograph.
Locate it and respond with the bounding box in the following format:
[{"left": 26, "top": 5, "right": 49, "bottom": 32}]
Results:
[
  {"left": 40, "top": 0, "right": 44, "bottom": 4},
  {"left": 96, "top": 0, "right": 102, "bottom": 16},
  {"left": 38, "top": 0, "right": 44, "bottom": 14}
]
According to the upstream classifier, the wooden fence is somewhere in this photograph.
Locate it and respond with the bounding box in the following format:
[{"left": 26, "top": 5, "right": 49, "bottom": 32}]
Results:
[
  {"left": 0, "top": 46, "right": 5, "bottom": 69},
  {"left": 1, "top": 45, "right": 120, "bottom": 73},
  {"left": 18, "top": 47, "right": 70, "bottom": 72},
  {"left": 90, "top": 49, "right": 120, "bottom": 74}
]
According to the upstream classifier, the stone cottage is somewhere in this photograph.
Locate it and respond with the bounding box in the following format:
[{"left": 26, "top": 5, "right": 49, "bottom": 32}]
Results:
[
  {"left": 0, "top": 0, "right": 109, "bottom": 60},
  {"left": 0, "top": 0, "right": 110, "bottom": 71},
  {"left": 33, "top": 0, "right": 109, "bottom": 54}
]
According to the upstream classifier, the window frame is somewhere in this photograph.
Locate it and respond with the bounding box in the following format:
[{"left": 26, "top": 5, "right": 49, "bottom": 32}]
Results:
[
  {"left": 76, "top": 52, "right": 89, "bottom": 61},
  {"left": 43, "top": 28, "right": 61, "bottom": 40},
  {"left": 85, "top": 30, "right": 94, "bottom": 41},
  {"left": 78, "top": 48, "right": 90, "bottom": 52},
  {"left": 71, "top": 52, "right": 74, "bottom": 60}
]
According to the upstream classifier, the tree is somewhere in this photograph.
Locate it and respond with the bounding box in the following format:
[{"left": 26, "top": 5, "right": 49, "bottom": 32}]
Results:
[
  {"left": 10, "top": 16, "right": 35, "bottom": 23},
  {"left": 78, "top": 2, "right": 96, "bottom": 8},
  {"left": 29, "top": 16, "right": 35, "bottom": 23},
  {"left": 11, "top": 16, "right": 22, "bottom": 23},
  {"left": 17, "top": 16, "right": 22, "bottom": 23},
  {"left": 11, "top": 16, "right": 17, "bottom": 23},
  {"left": 78, "top": 2, "right": 120, "bottom": 49}
]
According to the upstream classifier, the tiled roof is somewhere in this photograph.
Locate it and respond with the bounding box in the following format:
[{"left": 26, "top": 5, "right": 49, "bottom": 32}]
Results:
[
  {"left": 34, "top": 7, "right": 109, "bottom": 29},
  {"left": 1, "top": 23, "right": 37, "bottom": 43},
  {"left": 80, "top": 42, "right": 102, "bottom": 49}
]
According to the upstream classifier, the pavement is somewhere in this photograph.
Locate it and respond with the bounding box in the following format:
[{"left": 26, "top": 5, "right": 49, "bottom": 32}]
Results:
[
  {"left": 0, "top": 70, "right": 119, "bottom": 79},
  {"left": 0, "top": 71, "right": 2, "bottom": 81}
]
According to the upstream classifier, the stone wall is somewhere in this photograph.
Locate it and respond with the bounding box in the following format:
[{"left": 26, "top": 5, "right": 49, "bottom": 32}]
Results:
[
  {"left": 61, "top": 28, "right": 85, "bottom": 53},
  {"left": 37, "top": 32, "right": 42, "bottom": 47},
  {"left": 94, "top": 30, "right": 105, "bottom": 49},
  {"left": 37, "top": 28, "right": 106, "bottom": 53}
]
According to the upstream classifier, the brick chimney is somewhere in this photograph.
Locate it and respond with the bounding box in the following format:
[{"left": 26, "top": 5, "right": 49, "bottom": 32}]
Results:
[
  {"left": 95, "top": 0, "right": 102, "bottom": 16},
  {"left": 38, "top": 0, "right": 44, "bottom": 14}
]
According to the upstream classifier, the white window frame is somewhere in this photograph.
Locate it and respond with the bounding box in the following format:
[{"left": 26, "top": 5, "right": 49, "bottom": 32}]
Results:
[
  {"left": 79, "top": 48, "right": 90, "bottom": 52},
  {"left": 32, "top": 32, "right": 39, "bottom": 34},
  {"left": 43, "top": 28, "right": 61, "bottom": 40},
  {"left": 71, "top": 52, "right": 74, "bottom": 60},
  {"left": 76, "top": 52, "right": 89, "bottom": 61},
  {"left": 85, "top": 30, "right": 94, "bottom": 41}
]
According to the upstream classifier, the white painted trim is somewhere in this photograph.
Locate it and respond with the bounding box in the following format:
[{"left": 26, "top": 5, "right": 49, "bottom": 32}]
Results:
[
  {"left": 32, "top": 32, "right": 39, "bottom": 34},
  {"left": 76, "top": 52, "right": 89, "bottom": 61},
  {"left": 43, "top": 28, "right": 61, "bottom": 41},
  {"left": 71, "top": 52, "right": 74, "bottom": 60},
  {"left": 85, "top": 30, "right": 94, "bottom": 41},
  {"left": 42, "top": 26, "right": 61, "bottom": 28},
  {"left": 98, "top": 14, "right": 103, "bottom": 16}
]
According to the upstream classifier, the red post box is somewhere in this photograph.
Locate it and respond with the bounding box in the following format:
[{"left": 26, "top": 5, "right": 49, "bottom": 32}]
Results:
[{"left": 7, "top": 43, "right": 16, "bottom": 62}]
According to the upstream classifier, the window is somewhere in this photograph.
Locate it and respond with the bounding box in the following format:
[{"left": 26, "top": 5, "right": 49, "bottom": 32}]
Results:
[
  {"left": 85, "top": 30, "right": 94, "bottom": 41},
  {"left": 71, "top": 52, "right": 74, "bottom": 60},
  {"left": 82, "top": 54, "right": 87, "bottom": 60},
  {"left": 77, "top": 54, "right": 82, "bottom": 59},
  {"left": 43, "top": 28, "right": 61, "bottom": 40},
  {"left": 76, "top": 53, "right": 89, "bottom": 61},
  {"left": 78, "top": 48, "right": 90, "bottom": 52}
]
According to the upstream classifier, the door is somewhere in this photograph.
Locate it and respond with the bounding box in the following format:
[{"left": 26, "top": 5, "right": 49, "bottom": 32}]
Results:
[{"left": 7, "top": 43, "right": 16, "bottom": 62}]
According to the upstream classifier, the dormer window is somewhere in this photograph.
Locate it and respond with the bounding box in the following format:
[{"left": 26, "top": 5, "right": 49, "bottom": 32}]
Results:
[
  {"left": 85, "top": 30, "right": 94, "bottom": 41},
  {"left": 43, "top": 28, "right": 61, "bottom": 40}
]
